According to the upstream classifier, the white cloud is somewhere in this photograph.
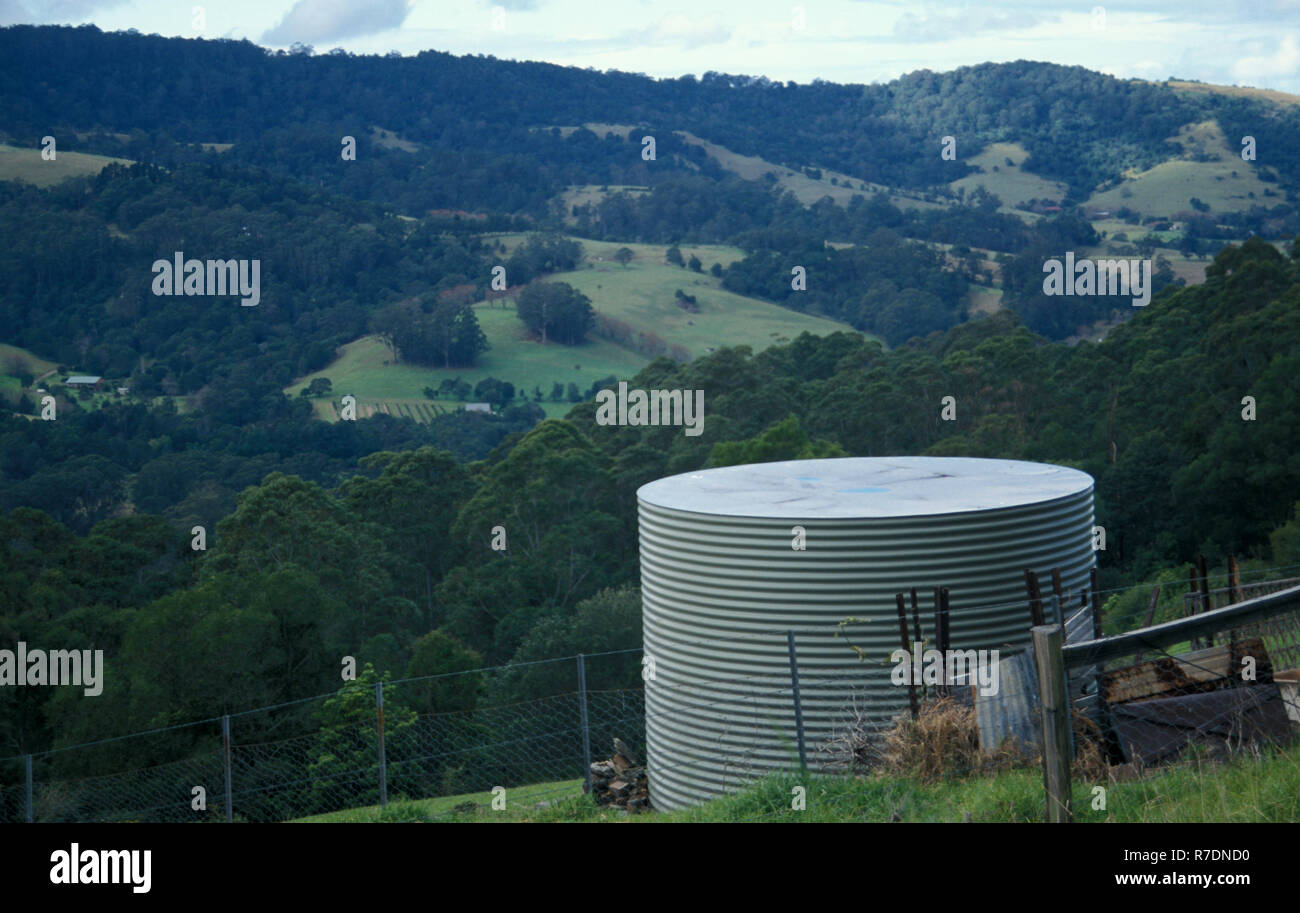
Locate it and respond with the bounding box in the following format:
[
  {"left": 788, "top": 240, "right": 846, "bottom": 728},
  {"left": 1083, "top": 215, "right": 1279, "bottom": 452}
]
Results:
[
  {"left": 1232, "top": 35, "right": 1300, "bottom": 85},
  {"left": 262, "top": 0, "right": 413, "bottom": 46},
  {"left": 0, "top": 0, "right": 124, "bottom": 25},
  {"left": 892, "top": 7, "right": 1052, "bottom": 43},
  {"left": 620, "top": 12, "right": 732, "bottom": 49}
]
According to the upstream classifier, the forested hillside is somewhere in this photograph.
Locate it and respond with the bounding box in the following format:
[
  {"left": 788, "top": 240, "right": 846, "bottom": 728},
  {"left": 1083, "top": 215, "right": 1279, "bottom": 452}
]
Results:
[
  {"left": 3, "top": 27, "right": 1300, "bottom": 771},
  {"left": 4, "top": 25, "right": 1300, "bottom": 211},
  {"left": 4, "top": 237, "right": 1300, "bottom": 765},
  {"left": 5, "top": 25, "right": 1300, "bottom": 344}
]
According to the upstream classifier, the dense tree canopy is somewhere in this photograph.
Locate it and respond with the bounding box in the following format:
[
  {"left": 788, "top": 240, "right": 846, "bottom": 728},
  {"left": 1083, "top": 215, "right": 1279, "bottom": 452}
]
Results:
[
  {"left": 516, "top": 281, "right": 596, "bottom": 345},
  {"left": 4, "top": 27, "right": 1300, "bottom": 798}
]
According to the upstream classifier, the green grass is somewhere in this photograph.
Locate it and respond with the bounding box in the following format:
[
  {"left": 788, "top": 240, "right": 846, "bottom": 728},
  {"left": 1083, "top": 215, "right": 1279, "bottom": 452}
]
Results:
[
  {"left": 480, "top": 233, "right": 748, "bottom": 271},
  {"left": 966, "top": 285, "right": 1003, "bottom": 316},
  {"left": 1084, "top": 121, "right": 1272, "bottom": 217},
  {"left": 293, "top": 741, "right": 1300, "bottom": 823},
  {"left": 0, "top": 143, "right": 132, "bottom": 187},
  {"left": 555, "top": 259, "right": 862, "bottom": 357},
  {"left": 0, "top": 342, "right": 58, "bottom": 377},
  {"left": 558, "top": 184, "right": 651, "bottom": 219},
  {"left": 288, "top": 309, "right": 642, "bottom": 421},
  {"left": 1, "top": 343, "right": 60, "bottom": 410},
  {"left": 541, "top": 124, "right": 944, "bottom": 213},
  {"left": 950, "top": 141, "right": 1069, "bottom": 209},
  {"left": 672, "top": 128, "right": 943, "bottom": 211},
  {"left": 1085, "top": 160, "right": 1269, "bottom": 217},
  {"left": 1163, "top": 80, "right": 1300, "bottom": 108},
  {"left": 293, "top": 779, "right": 585, "bottom": 822},
  {"left": 289, "top": 236, "right": 863, "bottom": 422}
]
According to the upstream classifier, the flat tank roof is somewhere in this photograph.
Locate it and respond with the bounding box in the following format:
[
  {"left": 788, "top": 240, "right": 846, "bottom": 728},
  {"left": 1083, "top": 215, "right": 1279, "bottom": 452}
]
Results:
[{"left": 636, "top": 456, "right": 1094, "bottom": 519}]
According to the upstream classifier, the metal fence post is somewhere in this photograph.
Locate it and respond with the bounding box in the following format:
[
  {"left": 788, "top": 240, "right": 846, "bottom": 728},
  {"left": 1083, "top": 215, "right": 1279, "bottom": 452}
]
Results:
[
  {"left": 1032, "top": 624, "right": 1072, "bottom": 823},
  {"left": 221, "top": 715, "right": 232, "bottom": 823},
  {"left": 786, "top": 630, "right": 807, "bottom": 771},
  {"left": 577, "top": 654, "right": 592, "bottom": 793},
  {"left": 24, "top": 755, "right": 33, "bottom": 823},
  {"left": 376, "top": 681, "right": 388, "bottom": 807}
]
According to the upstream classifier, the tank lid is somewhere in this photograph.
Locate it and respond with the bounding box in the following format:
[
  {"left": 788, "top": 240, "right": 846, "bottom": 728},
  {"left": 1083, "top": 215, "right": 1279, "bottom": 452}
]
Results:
[{"left": 636, "top": 456, "right": 1093, "bottom": 519}]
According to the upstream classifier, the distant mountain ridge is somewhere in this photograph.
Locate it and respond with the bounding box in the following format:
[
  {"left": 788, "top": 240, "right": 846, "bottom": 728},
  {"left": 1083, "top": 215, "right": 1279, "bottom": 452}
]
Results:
[{"left": 3, "top": 24, "right": 1298, "bottom": 216}]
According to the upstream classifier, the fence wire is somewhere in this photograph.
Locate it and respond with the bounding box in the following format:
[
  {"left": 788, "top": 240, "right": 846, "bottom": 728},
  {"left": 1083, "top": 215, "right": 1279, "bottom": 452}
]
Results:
[{"left": 5, "top": 577, "right": 1300, "bottom": 822}]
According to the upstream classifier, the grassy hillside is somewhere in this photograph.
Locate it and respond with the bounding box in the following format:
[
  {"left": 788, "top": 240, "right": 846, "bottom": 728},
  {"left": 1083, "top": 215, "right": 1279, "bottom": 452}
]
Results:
[
  {"left": 0, "top": 342, "right": 57, "bottom": 378},
  {"left": 671, "top": 128, "right": 943, "bottom": 212},
  {"left": 0, "top": 142, "right": 132, "bottom": 186},
  {"left": 0, "top": 343, "right": 59, "bottom": 410},
  {"left": 1163, "top": 80, "right": 1300, "bottom": 108},
  {"left": 1084, "top": 121, "right": 1272, "bottom": 217},
  {"left": 552, "top": 123, "right": 945, "bottom": 212},
  {"left": 558, "top": 184, "right": 651, "bottom": 219},
  {"left": 290, "top": 236, "right": 862, "bottom": 421},
  {"left": 287, "top": 310, "right": 643, "bottom": 421},
  {"left": 949, "top": 141, "right": 1068, "bottom": 209},
  {"left": 485, "top": 233, "right": 748, "bottom": 271},
  {"left": 555, "top": 259, "right": 858, "bottom": 356}
]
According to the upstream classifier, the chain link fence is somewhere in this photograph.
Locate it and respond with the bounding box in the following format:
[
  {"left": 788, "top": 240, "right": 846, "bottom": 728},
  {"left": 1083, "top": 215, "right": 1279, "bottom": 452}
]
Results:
[{"left": 0, "top": 651, "right": 646, "bottom": 823}]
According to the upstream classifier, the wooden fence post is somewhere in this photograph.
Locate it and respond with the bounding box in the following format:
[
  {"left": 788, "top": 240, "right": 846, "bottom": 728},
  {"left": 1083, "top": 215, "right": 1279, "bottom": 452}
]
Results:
[
  {"left": 1197, "top": 554, "right": 1212, "bottom": 647},
  {"left": 1032, "top": 624, "right": 1072, "bottom": 823}
]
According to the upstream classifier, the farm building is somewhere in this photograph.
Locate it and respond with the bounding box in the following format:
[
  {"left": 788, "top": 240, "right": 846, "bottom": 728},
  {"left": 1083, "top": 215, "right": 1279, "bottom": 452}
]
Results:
[{"left": 64, "top": 375, "right": 104, "bottom": 388}]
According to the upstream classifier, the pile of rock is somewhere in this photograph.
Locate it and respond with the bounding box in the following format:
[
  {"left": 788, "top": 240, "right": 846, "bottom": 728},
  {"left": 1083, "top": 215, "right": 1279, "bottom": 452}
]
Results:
[{"left": 588, "top": 738, "right": 651, "bottom": 812}]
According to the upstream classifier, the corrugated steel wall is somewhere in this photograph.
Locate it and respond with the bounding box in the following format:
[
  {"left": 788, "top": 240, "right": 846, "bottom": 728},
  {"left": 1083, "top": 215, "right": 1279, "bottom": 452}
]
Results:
[{"left": 639, "top": 482, "right": 1095, "bottom": 811}]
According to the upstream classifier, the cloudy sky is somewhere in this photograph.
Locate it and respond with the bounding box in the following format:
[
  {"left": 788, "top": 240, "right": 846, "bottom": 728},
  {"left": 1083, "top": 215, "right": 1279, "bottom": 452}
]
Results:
[{"left": 3, "top": 0, "right": 1298, "bottom": 91}]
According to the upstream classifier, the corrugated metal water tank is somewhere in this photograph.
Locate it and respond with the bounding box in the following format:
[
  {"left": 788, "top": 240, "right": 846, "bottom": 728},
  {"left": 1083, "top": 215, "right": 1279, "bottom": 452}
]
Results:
[{"left": 637, "top": 456, "right": 1095, "bottom": 811}]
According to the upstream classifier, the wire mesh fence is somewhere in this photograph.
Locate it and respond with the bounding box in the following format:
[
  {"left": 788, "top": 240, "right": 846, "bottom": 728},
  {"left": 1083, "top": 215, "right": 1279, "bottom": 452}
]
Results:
[
  {"left": 4, "top": 573, "right": 1299, "bottom": 823},
  {"left": 0, "top": 652, "right": 648, "bottom": 823}
]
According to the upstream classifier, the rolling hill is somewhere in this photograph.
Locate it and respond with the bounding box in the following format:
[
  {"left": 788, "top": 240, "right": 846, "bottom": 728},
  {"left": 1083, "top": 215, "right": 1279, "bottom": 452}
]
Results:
[
  {"left": 0, "top": 142, "right": 131, "bottom": 186},
  {"left": 288, "top": 235, "right": 866, "bottom": 422}
]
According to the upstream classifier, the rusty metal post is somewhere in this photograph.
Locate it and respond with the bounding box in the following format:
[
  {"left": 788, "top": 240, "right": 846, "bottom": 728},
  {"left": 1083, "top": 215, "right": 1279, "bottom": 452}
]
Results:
[
  {"left": 1025, "top": 569, "right": 1045, "bottom": 628},
  {"left": 24, "top": 755, "right": 33, "bottom": 823},
  {"left": 896, "top": 594, "right": 918, "bottom": 720},
  {"left": 221, "top": 715, "right": 232, "bottom": 823},
  {"left": 910, "top": 587, "right": 922, "bottom": 647},
  {"left": 1197, "top": 554, "right": 1212, "bottom": 646},
  {"left": 578, "top": 654, "right": 592, "bottom": 793},
  {"left": 376, "top": 681, "right": 388, "bottom": 808}
]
